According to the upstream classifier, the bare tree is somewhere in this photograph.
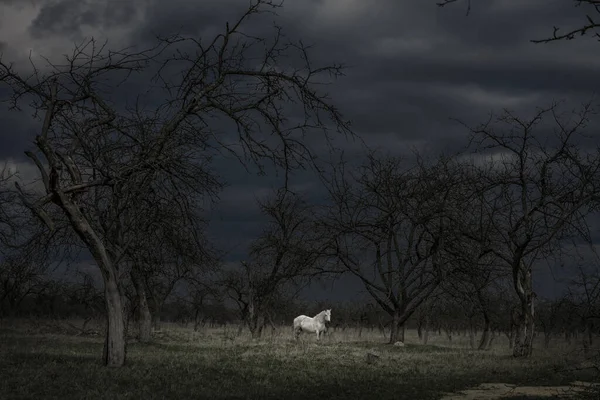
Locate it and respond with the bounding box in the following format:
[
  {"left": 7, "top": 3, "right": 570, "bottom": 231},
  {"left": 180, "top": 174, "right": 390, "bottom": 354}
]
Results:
[
  {"left": 0, "top": 254, "right": 47, "bottom": 317},
  {"left": 444, "top": 176, "right": 511, "bottom": 350},
  {"left": 179, "top": 277, "right": 220, "bottom": 332},
  {"left": 320, "top": 152, "right": 466, "bottom": 344},
  {"left": 222, "top": 188, "right": 325, "bottom": 338},
  {"left": 536, "top": 296, "right": 568, "bottom": 348},
  {"left": 125, "top": 192, "right": 218, "bottom": 339},
  {"left": 566, "top": 262, "right": 600, "bottom": 351},
  {"left": 428, "top": 291, "right": 464, "bottom": 342},
  {"left": 0, "top": 207, "right": 76, "bottom": 318},
  {"left": 0, "top": 170, "right": 39, "bottom": 316},
  {"left": 0, "top": 0, "right": 351, "bottom": 367},
  {"left": 458, "top": 101, "right": 600, "bottom": 357},
  {"left": 437, "top": 0, "right": 600, "bottom": 360},
  {"left": 61, "top": 271, "right": 105, "bottom": 336}
]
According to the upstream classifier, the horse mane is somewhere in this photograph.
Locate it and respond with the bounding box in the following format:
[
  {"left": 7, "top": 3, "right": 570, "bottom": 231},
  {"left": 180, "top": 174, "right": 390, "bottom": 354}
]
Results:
[{"left": 314, "top": 310, "right": 328, "bottom": 321}]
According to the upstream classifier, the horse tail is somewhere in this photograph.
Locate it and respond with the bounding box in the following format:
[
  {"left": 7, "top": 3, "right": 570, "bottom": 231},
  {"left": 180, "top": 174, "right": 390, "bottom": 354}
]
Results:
[{"left": 292, "top": 317, "right": 302, "bottom": 340}]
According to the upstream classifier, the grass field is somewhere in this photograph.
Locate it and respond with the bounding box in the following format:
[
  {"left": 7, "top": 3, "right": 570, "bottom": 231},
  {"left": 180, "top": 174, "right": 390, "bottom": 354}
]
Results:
[{"left": 0, "top": 319, "right": 598, "bottom": 400}]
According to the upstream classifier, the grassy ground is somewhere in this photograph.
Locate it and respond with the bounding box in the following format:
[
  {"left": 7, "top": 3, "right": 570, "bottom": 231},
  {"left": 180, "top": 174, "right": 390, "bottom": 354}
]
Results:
[{"left": 0, "top": 319, "right": 598, "bottom": 400}]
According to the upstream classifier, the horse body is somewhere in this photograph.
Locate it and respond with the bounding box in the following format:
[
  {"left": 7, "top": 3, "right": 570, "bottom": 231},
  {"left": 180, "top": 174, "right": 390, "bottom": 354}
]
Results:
[{"left": 293, "top": 309, "right": 331, "bottom": 341}]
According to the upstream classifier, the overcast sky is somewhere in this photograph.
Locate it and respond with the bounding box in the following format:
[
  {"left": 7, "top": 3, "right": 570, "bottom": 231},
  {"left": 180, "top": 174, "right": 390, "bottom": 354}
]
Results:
[{"left": 1, "top": 0, "right": 599, "bottom": 301}]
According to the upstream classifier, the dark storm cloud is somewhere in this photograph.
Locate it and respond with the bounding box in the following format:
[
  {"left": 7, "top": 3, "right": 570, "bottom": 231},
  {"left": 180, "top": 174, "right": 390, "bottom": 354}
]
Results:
[
  {"left": 371, "top": 61, "right": 599, "bottom": 95},
  {"left": 4, "top": 0, "right": 600, "bottom": 191},
  {"left": 9, "top": 0, "right": 597, "bottom": 155},
  {"left": 133, "top": 0, "right": 245, "bottom": 40},
  {"left": 28, "top": 0, "right": 139, "bottom": 38}
]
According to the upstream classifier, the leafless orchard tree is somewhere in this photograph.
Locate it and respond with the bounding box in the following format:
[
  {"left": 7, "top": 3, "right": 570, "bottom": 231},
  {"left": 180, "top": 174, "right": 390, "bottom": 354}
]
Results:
[
  {"left": 442, "top": 162, "right": 513, "bottom": 350},
  {"left": 566, "top": 262, "right": 600, "bottom": 351},
  {"left": 437, "top": 0, "right": 600, "bottom": 353},
  {"left": 424, "top": 291, "right": 463, "bottom": 342},
  {"left": 319, "top": 152, "right": 468, "bottom": 344},
  {"left": 457, "top": 101, "right": 600, "bottom": 357},
  {"left": 0, "top": 0, "right": 351, "bottom": 367},
  {"left": 0, "top": 255, "right": 46, "bottom": 317},
  {"left": 175, "top": 276, "right": 222, "bottom": 332},
  {"left": 0, "top": 189, "right": 79, "bottom": 319},
  {"left": 56, "top": 271, "right": 105, "bottom": 336},
  {"left": 138, "top": 235, "right": 213, "bottom": 333},
  {"left": 222, "top": 188, "right": 327, "bottom": 338},
  {"left": 122, "top": 185, "right": 219, "bottom": 341},
  {"left": 536, "top": 296, "right": 569, "bottom": 349}
]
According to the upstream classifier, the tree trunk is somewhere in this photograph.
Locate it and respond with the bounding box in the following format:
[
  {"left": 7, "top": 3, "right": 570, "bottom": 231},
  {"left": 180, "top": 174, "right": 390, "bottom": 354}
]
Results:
[
  {"left": 512, "top": 267, "right": 535, "bottom": 358},
  {"left": 264, "top": 312, "right": 276, "bottom": 337},
  {"left": 478, "top": 314, "right": 492, "bottom": 350},
  {"left": 444, "top": 328, "right": 453, "bottom": 342},
  {"left": 420, "top": 316, "right": 429, "bottom": 344},
  {"left": 544, "top": 332, "right": 551, "bottom": 348},
  {"left": 148, "top": 294, "right": 163, "bottom": 332},
  {"left": 509, "top": 328, "right": 516, "bottom": 349},
  {"left": 513, "top": 303, "right": 535, "bottom": 357},
  {"left": 152, "top": 312, "right": 162, "bottom": 332},
  {"left": 102, "top": 275, "right": 126, "bottom": 367},
  {"left": 52, "top": 192, "right": 127, "bottom": 367},
  {"left": 246, "top": 291, "right": 262, "bottom": 339},
  {"left": 250, "top": 316, "right": 260, "bottom": 339},
  {"left": 389, "top": 311, "right": 405, "bottom": 344},
  {"left": 487, "top": 330, "right": 496, "bottom": 349},
  {"left": 504, "top": 330, "right": 513, "bottom": 349},
  {"left": 468, "top": 327, "right": 475, "bottom": 349},
  {"left": 130, "top": 268, "right": 152, "bottom": 343},
  {"left": 378, "top": 317, "right": 387, "bottom": 338},
  {"left": 249, "top": 322, "right": 262, "bottom": 338},
  {"left": 194, "top": 310, "right": 204, "bottom": 332},
  {"left": 254, "top": 314, "right": 267, "bottom": 338}
]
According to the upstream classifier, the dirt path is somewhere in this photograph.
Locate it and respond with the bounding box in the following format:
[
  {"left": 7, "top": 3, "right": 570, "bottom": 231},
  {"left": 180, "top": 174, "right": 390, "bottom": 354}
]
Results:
[{"left": 440, "top": 381, "right": 599, "bottom": 399}]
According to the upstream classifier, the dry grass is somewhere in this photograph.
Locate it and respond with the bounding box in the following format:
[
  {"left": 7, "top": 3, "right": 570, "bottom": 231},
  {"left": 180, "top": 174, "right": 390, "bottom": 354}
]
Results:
[{"left": 0, "top": 319, "right": 598, "bottom": 399}]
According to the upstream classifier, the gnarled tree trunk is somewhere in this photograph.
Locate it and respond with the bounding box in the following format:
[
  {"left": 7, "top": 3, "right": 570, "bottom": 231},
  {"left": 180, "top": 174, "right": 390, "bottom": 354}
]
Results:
[
  {"left": 389, "top": 311, "right": 405, "bottom": 343},
  {"left": 101, "top": 270, "right": 127, "bottom": 367},
  {"left": 512, "top": 266, "right": 535, "bottom": 358},
  {"left": 58, "top": 190, "right": 127, "bottom": 367}
]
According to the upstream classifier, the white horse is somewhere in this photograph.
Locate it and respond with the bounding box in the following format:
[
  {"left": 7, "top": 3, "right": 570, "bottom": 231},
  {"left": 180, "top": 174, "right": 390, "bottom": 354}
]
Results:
[{"left": 293, "top": 309, "right": 331, "bottom": 341}]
